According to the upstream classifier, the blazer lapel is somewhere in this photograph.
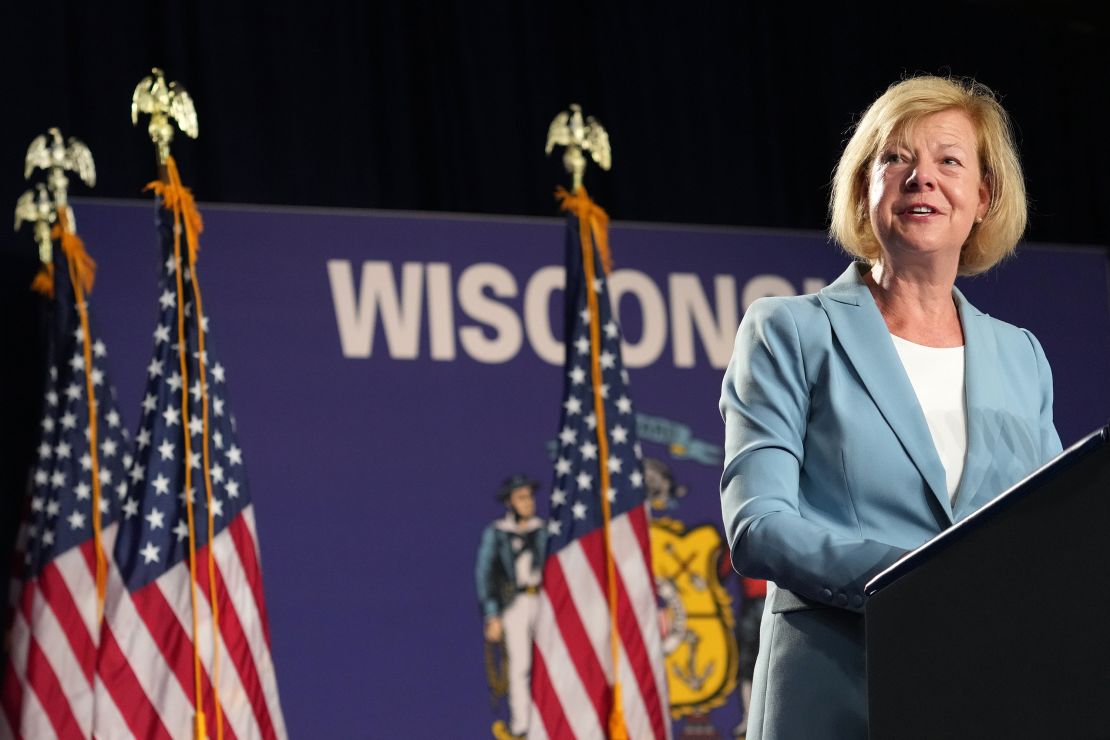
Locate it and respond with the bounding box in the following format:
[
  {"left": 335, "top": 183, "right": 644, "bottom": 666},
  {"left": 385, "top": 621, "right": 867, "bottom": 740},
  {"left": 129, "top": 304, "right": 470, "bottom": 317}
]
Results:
[
  {"left": 952, "top": 289, "right": 1001, "bottom": 520},
  {"left": 818, "top": 265, "right": 953, "bottom": 522}
]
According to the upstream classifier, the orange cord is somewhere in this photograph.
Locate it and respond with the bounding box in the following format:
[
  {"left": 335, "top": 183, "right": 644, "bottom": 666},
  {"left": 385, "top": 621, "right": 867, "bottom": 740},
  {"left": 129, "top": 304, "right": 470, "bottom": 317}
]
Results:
[
  {"left": 167, "top": 157, "right": 225, "bottom": 740},
  {"left": 557, "top": 187, "right": 628, "bottom": 739},
  {"left": 146, "top": 155, "right": 222, "bottom": 740},
  {"left": 53, "top": 209, "right": 108, "bottom": 622}
]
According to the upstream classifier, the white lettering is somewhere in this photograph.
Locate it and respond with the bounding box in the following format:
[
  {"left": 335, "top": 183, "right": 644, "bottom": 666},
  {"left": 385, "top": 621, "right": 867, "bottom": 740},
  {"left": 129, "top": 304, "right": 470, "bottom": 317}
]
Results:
[
  {"left": 330, "top": 257, "right": 822, "bottom": 367},
  {"left": 426, "top": 263, "right": 456, "bottom": 360},
  {"left": 608, "top": 269, "right": 666, "bottom": 368},
  {"left": 669, "top": 274, "right": 738, "bottom": 369},
  {"left": 524, "top": 266, "right": 566, "bottom": 366},
  {"left": 458, "top": 263, "right": 523, "bottom": 364},
  {"left": 327, "top": 260, "right": 423, "bottom": 359}
]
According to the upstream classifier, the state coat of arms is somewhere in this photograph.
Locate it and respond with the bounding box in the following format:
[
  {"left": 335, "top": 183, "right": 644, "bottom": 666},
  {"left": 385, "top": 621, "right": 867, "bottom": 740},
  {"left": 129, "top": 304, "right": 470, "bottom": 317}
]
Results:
[{"left": 650, "top": 517, "right": 738, "bottom": 719}]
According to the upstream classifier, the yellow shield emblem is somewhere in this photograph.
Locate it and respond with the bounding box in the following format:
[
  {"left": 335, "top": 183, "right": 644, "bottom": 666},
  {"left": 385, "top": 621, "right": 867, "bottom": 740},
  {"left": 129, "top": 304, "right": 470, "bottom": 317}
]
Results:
[{"left": 650, "top": 517, "right": 738, "bottom": 719}]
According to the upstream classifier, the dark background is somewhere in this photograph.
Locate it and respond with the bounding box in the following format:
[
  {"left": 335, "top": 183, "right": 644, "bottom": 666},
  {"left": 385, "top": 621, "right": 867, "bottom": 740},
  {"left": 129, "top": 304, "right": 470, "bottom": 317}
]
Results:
[
  {"left": 2, "top": 2, "right": 1108, "bottom": 241},
  {"left": 3, "top": 0, "right": 1109, "bottom": 638}
]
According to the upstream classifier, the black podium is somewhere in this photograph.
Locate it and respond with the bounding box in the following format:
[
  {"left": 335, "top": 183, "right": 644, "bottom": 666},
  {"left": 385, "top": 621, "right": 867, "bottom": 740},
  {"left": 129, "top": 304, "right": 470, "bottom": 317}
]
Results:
[{"left": 865, "top": 426, "right": 1110, "bottom": 740}]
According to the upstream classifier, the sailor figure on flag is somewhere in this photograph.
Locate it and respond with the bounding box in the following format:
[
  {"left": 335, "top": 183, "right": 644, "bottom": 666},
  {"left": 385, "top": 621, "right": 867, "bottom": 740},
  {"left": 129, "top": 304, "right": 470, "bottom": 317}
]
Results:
[
  {"left": 476, "top": 474, "right": 547, "bottom": 739},
  {"left": 530, "top": 106, "right": 671, "bottom": 740}
]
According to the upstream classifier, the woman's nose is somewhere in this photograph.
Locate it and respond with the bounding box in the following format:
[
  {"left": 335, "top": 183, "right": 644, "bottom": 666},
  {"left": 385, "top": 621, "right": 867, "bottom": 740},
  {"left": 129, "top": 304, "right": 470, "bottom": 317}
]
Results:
[{"left": 905, "top": 163, "right": 936, "bottom": 190}]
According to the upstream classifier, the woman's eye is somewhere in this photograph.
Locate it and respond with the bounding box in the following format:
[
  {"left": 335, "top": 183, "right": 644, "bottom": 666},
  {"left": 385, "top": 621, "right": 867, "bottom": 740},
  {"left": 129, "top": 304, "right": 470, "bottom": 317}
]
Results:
[
  {"left": 880, "top": 152, "right": 902, "bottom": 164},
  {"left": 942, "top": 157, "right": 961, "bottom": 166}
]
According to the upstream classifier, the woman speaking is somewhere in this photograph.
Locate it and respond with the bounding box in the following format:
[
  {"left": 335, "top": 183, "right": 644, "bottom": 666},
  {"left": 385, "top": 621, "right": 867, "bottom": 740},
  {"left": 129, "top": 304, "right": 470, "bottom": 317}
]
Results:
[{"left": 719, "top": 76, "right": 1062, "bottom": 739}]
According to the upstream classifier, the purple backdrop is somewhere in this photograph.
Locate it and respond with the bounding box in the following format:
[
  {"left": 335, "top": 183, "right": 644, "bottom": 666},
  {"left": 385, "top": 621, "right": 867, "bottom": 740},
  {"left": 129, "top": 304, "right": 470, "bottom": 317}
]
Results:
[{"left": 70, "top": 198, "right": 1110, "bottom": 737}]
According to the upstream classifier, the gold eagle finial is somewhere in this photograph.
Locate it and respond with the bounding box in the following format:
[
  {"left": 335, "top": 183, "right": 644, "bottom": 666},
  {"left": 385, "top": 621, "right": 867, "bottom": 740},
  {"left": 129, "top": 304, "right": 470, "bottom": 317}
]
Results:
[
  {"left": 131, "top": 67, "right": 199, "bottom": 163},
  {"left": 14, "top": 184, "right": 57, "bottom": 265},
  {"left": 545, "top": 103, "right": 611, "bottom": 192},
  {"left": 24, "top": 127, "right": 96, "bottom": 210}
]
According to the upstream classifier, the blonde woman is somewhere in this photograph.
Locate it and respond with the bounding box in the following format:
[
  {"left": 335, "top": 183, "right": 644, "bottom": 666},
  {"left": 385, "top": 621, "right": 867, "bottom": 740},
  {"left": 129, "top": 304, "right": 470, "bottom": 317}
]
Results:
[{"left": 720, "top": 76, "right": 1061, "bottom": 739}]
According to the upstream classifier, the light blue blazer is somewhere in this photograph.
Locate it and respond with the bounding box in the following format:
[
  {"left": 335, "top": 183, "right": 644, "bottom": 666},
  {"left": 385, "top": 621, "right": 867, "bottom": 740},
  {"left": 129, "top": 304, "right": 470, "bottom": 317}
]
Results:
[{"left": 720, "top": 263, "right": 1061, "bottom": 739}]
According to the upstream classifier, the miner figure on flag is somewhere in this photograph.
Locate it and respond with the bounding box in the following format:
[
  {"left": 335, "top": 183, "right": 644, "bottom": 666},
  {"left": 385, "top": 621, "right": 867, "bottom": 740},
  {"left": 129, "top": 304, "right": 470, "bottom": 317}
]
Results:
[
  {"left": 529, "top": 105, "right": 671, "bottom": 740},
  {"left": 2, "top": 130, "right": 131, "bottom": 739},
  {"left": 93, "top": 68, "right": 287, "bottom": 740}
]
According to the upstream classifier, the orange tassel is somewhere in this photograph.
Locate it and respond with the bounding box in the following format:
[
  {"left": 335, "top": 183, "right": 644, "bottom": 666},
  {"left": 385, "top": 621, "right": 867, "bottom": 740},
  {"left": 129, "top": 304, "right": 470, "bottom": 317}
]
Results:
[
  {"left": 555, "top": 185, "right": 612, "bottom": 274},
  {"left": 31, "top": 263, "right": 55, "bottom": 298},
  {"left": 50, "top": 209, "right": 97, "bottom": 295},
  {"left": 145, "top": 155, "right": 204, "bottom": 266}
]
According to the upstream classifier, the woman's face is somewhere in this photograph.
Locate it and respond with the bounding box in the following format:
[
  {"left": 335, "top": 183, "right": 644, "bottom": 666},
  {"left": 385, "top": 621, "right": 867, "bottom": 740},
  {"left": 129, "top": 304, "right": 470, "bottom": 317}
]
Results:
[{"left": 867, "top": 108, "right": 990, "bottom": 267}]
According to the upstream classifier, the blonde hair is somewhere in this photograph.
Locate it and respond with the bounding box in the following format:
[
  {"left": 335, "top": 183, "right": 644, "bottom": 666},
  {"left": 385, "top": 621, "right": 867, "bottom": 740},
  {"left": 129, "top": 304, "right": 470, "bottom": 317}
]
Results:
[{"left": 829, "top": 76, "right": 1026, "bottom": 275}]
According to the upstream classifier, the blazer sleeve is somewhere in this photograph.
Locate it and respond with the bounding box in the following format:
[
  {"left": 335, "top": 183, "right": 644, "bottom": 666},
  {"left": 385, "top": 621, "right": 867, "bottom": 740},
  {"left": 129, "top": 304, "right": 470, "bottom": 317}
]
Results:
[
  {"left": 720, "top": 298, "right": 905, "bottom": 612},
  {"left": 1022, "top": 328, "right": 1063, "bottom": 462}
]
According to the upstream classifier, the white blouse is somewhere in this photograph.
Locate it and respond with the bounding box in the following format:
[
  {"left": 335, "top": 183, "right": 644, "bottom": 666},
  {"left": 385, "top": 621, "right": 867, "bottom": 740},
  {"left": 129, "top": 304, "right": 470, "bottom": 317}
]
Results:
[{"left": 890, "top": 334, "right": 968, "bottom": 504}]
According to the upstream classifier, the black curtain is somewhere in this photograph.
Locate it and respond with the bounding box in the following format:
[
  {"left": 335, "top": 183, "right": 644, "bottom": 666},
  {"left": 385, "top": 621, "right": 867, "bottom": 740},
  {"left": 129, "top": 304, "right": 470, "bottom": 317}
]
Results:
[
  {"left": 2, "top": 0, "right": 1109, "bottom": 604},
  {"left": 1, "top": 2, "right": 1107, "bottom": 238}
]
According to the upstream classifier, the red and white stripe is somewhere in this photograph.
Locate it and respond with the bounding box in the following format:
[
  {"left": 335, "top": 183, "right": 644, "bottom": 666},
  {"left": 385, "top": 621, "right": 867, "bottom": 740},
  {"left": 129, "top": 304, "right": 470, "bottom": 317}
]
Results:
[
  {"left": 529, "top": 504, "right": 671, "bottom": 740},
  {"left": 95, "top": 507, "right": 286, "bottom": 740},
  {"left": 0, "top": 525, "right": 117, "bottom": 740}
]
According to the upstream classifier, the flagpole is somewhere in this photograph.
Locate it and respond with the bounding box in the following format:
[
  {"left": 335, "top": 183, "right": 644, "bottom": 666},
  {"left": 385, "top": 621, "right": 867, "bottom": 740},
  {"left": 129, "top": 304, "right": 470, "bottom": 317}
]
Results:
[
  {"left": 576, "top": 193, "right": 629, "bottom": 740},
  {"left": 20, "top": 130, "right": 108, "bottom": 620},
  {"left": 167, "top": 161, "right": 208, "bottom": 740},
  {"left": 133, "top": 68, "right": 224, "bottom": 740},
  {"left": 167, "top": 154, "right": 227, "bottom": 740},
  {"left": 11, "top": 130, "right": 149, "bottom": 736},
  {"left": 547, "top": 105, "right": 627, "bottom": 738}
]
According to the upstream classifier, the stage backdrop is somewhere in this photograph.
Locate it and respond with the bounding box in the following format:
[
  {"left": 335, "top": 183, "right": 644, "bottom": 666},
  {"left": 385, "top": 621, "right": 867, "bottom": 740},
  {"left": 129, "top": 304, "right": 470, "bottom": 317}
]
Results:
[{"left": 64, "top": 198, "right": 1110, "bottom": 737}]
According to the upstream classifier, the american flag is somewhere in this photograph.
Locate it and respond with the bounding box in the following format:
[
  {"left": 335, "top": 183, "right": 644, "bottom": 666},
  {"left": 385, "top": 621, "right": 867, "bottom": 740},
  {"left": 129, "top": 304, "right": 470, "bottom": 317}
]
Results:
[
  {"left": 529, "top": 190, "right": 670, "bottom": 740},
  {"left": 94, "top": 174, "right": 286, "bottom": 740},
  {"left": 1, "top": 229, "right": 130, "bottom": 739}
]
